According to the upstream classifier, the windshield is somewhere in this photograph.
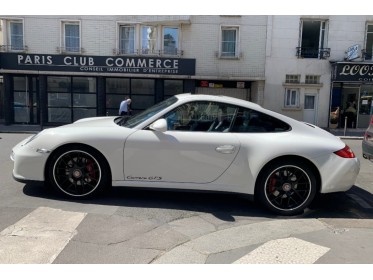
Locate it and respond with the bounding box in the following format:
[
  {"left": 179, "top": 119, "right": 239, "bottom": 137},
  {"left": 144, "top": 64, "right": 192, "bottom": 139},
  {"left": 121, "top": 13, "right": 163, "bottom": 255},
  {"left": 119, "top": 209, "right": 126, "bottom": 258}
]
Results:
[{"left": 120, "top": 96, "right": 178, "bottom": 128}]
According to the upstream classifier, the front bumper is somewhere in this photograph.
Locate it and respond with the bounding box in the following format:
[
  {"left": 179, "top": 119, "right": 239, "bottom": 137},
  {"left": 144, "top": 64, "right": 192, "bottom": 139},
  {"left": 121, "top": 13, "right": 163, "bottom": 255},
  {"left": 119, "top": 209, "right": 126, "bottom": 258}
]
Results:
[{"left": 11, "top": 137, "right": 50, "bottom": 183}]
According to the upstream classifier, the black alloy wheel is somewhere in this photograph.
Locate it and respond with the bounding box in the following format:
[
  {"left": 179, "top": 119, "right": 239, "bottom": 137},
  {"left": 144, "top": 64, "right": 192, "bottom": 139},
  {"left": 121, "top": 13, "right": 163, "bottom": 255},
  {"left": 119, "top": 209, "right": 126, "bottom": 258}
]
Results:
[
  {"left": 256, "top": 160, "right": 316, "bottom": 215},
  {"left": 48, "top": 146, "right": 109, "bottom": 198}
]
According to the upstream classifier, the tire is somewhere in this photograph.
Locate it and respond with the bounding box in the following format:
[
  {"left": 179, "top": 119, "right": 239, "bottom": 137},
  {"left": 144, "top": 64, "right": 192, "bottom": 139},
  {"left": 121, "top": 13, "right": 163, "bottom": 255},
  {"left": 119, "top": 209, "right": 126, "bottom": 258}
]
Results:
[
  {"left": 47, "top": 145, "right": 110, "bottom": 198},
  {"left": 256, "top": 159, "right": 317, "bottom": 216}
]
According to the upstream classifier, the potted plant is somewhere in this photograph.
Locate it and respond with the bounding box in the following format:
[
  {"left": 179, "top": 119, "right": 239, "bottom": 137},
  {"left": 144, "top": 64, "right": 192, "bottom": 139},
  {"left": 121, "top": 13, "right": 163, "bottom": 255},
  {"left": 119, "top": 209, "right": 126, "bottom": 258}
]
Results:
[{"left": 329, "top": 107, "right": 339, "bottom": 129}]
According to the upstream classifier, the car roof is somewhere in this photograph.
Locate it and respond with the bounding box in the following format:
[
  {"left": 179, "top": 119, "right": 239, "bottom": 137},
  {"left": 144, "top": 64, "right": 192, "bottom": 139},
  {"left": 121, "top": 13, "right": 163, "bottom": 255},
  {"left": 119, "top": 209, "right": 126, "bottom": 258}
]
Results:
[{"left": 174, "top": 93, "right": 263, "bottom": 110}]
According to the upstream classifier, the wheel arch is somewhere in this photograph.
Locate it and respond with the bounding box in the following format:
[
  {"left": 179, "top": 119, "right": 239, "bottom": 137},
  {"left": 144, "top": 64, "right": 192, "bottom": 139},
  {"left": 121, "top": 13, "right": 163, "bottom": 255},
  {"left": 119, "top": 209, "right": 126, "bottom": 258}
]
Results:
[
  {"left": 44, "top": 143, "right": 112, "bottom": 183},
  {"left": 254, "top": 155, "right": 321, "bottom": 198}
]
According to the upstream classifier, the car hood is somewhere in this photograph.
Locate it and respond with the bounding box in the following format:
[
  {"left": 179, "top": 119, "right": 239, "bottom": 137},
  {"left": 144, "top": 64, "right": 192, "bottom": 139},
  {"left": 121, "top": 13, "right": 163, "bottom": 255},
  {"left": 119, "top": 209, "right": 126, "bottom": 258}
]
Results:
[
  {"left": 64, "top": 116, "right": 119, "bottom": 128},
  {"left": 25, "top": 116, "right": 133, "bottom": 151}
]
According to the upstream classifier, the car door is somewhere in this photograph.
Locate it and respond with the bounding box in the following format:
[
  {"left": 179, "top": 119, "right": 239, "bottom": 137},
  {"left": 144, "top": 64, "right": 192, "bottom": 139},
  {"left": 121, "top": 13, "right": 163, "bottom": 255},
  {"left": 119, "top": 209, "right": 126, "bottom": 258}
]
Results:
[{"left": 123, "top": 101, "right": 241, "bottom": 184}]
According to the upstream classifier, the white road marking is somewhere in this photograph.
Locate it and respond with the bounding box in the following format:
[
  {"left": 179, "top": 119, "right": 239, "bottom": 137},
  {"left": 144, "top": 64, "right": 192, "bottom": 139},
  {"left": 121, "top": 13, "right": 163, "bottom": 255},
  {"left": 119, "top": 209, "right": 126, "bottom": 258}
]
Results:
[
  {"left": 233, "top": 237, "right": 330, "bottom": 264},
  {"left": 347, "top": 194, "right": 373, "bottom": 209},
  {"left": 0, "top": 207, "right": 86, "bottom": 264}
]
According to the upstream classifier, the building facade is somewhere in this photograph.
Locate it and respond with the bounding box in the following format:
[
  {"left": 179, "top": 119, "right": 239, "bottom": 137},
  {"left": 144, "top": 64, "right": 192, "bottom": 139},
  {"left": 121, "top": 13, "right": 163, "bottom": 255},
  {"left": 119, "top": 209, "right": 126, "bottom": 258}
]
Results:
[
  {"left": 0, "top": 15, "right": 266, "bottom": 126},
  {"left": 1, "top": 15, "right": 373, "bottom": 129},
  {"left": 264, "top": 15, "right": 373, "bottom": 129}
]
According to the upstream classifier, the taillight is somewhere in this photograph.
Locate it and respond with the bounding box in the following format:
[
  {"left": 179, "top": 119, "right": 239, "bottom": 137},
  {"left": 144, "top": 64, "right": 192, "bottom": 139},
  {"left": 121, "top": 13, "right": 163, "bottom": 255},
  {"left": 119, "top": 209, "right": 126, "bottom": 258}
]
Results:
[
  {"left": 370, "top": 116, "right": 373, "bottom": 124},
  {"left": 334, "top": 145, "right": 356, "bottom": 158}
]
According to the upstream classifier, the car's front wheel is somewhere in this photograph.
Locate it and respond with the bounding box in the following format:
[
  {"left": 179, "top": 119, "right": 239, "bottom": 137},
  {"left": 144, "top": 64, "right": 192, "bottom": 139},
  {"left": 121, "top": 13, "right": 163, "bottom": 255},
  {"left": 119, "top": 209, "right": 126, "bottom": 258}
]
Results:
[
  {"left": 256, "top": 159, "right": 317, "bottom": 216},
  {"left": 47, "top": 145, "right": 110, "bottom": 198}
]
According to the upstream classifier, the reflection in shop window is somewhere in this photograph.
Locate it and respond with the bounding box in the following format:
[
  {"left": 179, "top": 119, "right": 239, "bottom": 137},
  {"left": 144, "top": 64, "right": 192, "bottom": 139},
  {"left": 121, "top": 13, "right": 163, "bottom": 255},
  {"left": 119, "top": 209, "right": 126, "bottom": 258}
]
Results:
[
  {"left": 163, "top": 27, "right": 179, "bottom": 55},
  {"left": 164, "top": 80, "right": 183, "bottom": 98},
  {"left": 141, "top": 26, "right": 157, "bottom": 54},
  {"left": 48, "top": 108, "right": 71, "bottom": 123}
]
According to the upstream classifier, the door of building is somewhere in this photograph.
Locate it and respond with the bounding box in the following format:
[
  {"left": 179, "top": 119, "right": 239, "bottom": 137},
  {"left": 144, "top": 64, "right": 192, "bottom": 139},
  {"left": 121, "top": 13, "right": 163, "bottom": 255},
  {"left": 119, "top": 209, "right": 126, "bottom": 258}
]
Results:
[
  {"left": 303, "top": 94, "right": 317, "bottom": 125},
  {"left": 13, "top": 76, "right": 39, "bottom": 124}
]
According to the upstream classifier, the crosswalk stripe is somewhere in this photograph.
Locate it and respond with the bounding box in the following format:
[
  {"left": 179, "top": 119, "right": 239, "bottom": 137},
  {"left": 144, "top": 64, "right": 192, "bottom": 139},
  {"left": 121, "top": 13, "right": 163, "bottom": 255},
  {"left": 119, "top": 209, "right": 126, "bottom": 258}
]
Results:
[
  {"left": 233, "top": 237, "right": 330, "bottom": 264},
  {"left": 0, "top": 207, "right": 86, "bottom": 264}
]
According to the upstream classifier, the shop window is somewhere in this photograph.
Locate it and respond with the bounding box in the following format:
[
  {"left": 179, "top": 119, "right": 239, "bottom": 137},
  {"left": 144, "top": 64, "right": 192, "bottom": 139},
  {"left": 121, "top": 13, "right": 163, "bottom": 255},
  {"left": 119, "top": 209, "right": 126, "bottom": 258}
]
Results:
[
  {"left": 164, "top": 80, "right": 183, "bottom": 98},
  {"left": 119, "top": 25, "right": 135, "bottom": 55},
  {"left": 47, "top": 76, "right": 97, "bottom": 123},
  {"left": 62, "top": 21, "right": 81, "bottom": 53},
  {"left": 364, "top": 24, "right": 373, "bottom": 60},
  {"left": 106, "top": 78, "right": 130, "bottom": 116},
  {"left": 163, "top": 27, "right": 179, "bottom": 55},
  {"left": 297, "top": 20, "right": 329, "bottom": 59},
  {"left": 7, "top": 20, "right": 25, "bottom": 51},
  {"left": 131, "top": 79, "right": 155, "bottom": 110},
  {"left": 141, "top": 26, "right": 157, "bottom": 54},
  {"left": 285, "top": 74, "right": 300, "bottom": 84},
  {"left": 220, "top": 26, "right": 239, "bottom": 58},
  {"left": 13, "top": 76, "right": 38, "bottom": 124},
  {"left": 305, "top": 75, "right": 320, "bottom": 84},
  {"left": 284, "top": 88, "right": 300, "bottom": 108}
]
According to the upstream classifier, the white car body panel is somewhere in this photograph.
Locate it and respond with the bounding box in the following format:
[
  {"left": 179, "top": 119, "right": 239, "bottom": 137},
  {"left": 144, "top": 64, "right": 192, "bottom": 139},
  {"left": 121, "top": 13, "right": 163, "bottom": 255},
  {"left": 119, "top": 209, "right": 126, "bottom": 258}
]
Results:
[
  {"left": 11, "top": 93, "right": 360, "bottom": 199},
  {"left": 124, "top": 130, "right": 240, "bottom": 183}
]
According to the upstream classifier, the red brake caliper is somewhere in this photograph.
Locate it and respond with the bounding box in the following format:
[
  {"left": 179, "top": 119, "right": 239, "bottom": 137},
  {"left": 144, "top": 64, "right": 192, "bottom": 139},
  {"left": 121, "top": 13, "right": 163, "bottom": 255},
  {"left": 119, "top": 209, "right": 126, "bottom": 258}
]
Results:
[
  {"left": 268, "top": 176, "right": 277, "bottom": 194},
  {"left": 86, "top": 160, "right": 96, "bottom": 181}
]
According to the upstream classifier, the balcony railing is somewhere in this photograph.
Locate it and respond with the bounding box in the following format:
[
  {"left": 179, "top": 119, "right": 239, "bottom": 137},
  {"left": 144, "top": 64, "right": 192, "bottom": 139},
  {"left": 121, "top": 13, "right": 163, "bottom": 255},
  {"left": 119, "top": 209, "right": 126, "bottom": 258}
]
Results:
[
  {"left": 113, "top": 48, "right": 184, "bottom": 57},
  {"left": 0, "top": 45, "right": 28, "bottom": 52},
  {"left": 57, "top": 46, "right": 85, "bottom": 54},
  {"left": 296, "top": 47, "right": 330, "bottom": 59}
]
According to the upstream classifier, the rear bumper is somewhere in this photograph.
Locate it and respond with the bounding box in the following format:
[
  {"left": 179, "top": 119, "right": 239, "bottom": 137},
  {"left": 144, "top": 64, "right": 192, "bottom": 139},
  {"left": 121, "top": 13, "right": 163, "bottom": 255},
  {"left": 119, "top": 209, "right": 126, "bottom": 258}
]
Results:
[{"left": 314, "top": 153, "right": 360, "bottom": 194}]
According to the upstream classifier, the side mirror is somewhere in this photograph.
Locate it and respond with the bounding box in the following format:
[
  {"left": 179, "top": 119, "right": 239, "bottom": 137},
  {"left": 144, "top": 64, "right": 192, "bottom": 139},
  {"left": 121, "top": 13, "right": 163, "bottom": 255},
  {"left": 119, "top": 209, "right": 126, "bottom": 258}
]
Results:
[{"left": 149, "top": 118, "right": 168, "bottom": 132}]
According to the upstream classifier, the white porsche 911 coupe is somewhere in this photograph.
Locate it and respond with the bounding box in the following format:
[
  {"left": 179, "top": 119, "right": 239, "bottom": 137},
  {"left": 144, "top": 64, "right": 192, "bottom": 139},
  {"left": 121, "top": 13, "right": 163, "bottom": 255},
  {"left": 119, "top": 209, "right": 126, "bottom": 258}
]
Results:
[{"left": 11, "top": 94, "right": 360, "bottom": 215}]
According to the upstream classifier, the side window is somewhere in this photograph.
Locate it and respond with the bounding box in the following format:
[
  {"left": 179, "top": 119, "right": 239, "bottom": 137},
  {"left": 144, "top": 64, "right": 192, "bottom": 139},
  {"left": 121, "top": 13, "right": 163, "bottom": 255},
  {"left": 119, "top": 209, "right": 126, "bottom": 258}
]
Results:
[
  {"left": 164, "top": 101, "right": 237, "bottom": 132},
  {"left": 231, "top": 107, "right": 290, "bottom": 133}
]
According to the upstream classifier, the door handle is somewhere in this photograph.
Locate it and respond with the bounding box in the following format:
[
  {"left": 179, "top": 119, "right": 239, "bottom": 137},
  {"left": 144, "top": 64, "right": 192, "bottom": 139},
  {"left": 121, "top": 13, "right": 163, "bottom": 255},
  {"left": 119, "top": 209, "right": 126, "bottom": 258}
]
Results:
[{"left": 216, "top": 145, "right": 236, "bottom": 154}]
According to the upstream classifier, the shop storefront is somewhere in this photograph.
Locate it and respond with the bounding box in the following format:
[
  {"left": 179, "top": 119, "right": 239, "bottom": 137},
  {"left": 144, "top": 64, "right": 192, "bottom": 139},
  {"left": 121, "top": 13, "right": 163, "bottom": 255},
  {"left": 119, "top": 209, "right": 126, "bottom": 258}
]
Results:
[
  {"left": 330, "top": 62, "right": 373, "bottom": 129},
  {"left": 0, "top": 53, "right": 196, "bottom": 126}
]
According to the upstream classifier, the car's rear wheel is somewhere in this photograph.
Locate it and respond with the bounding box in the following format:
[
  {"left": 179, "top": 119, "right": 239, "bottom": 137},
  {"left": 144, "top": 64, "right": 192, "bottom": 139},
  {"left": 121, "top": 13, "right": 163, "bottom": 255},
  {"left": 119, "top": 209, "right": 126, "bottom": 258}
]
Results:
[
  {"left": 47, "top": 145, "right": 110, "bottom": 198},
  {"left": 256, "top": 159, "right": 317, "bottom": 215}
]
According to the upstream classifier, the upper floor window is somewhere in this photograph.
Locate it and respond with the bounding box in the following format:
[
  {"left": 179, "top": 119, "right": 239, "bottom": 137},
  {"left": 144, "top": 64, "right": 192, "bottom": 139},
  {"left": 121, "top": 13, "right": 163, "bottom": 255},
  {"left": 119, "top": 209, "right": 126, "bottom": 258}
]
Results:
[
  {"left": 365, "top": 24, "right": 373, "bottom": 60},
  {"left": 9, "top": 20, "right": 24, "bottom": 51},
  {"left": 63, "top": 21, "right": 80, "bottom": 53},
  {"left": 220, "top": 26, "right": 239, "bottom": 58},
  {"left": 119, "top": 25, "right": 135, "bottom": 54},
  {"left": 141, "top": 26, "right": 157, "bottom": 54},
  {"left": 285, "top": 74, "right": 301, "bottom": 84},
  {"left": 297, "top": 20, "right": 329, "bottom": 59},
  {"left": 305, "top": 75, "right": 320, "bottom": 84},
  {"left": 163, "top": 27, "right": 179, "bottom": 55}
]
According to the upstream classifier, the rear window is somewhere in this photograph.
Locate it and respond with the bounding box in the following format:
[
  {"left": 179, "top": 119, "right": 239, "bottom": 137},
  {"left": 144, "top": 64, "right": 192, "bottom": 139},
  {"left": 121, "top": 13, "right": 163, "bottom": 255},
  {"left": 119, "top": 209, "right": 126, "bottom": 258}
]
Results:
[{"left": 231, "top": 107, "right": 291, "bottom": 133}]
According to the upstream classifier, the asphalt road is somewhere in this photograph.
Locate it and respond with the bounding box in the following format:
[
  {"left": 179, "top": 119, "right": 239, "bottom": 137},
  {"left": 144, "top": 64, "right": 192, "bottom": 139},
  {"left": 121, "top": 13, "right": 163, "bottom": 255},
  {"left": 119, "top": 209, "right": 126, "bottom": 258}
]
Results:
[{"left": 0, "top": 133, "right": 373, "bottom": 274}]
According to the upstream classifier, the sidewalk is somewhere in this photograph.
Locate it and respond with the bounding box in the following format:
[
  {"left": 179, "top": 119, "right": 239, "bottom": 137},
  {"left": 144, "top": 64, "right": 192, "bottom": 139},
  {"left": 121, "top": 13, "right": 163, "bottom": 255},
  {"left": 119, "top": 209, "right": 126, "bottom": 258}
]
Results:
[{"left": 0, "top": 124, "right": 366, "bottom": 139}]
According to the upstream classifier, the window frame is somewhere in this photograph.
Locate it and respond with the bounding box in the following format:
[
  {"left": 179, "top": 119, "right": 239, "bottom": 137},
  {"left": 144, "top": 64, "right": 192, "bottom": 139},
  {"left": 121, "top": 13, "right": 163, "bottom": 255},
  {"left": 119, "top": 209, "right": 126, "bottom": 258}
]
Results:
[
  {"left": 299, "top": 19, "right": 329, "bottom": 59},
  {"left": 162, "top": 26, "right": 179, "bottom": 55},
  {"left": 141, "top": 25, "right": 158, "bottom": 55},
  {"left": 7, "top": 19, "right": 25, "bottom": 51},
  {"left": 284, "top": 88, "right": 300, "bottom": 108},
  {"left": 61, "top": 20, "right": 81, "bottom": 53},
  {"left": 305, "top": 75, "right": 320, "bottom": 84},
  {"left": 220, "top": 25, "right": 240, "bottom": 59},
  {"left": 118, "top": 24, "right": 136, "bottom": 55},
  {"left": 365, "top": 23, "right": 373, "bottom": 60}
]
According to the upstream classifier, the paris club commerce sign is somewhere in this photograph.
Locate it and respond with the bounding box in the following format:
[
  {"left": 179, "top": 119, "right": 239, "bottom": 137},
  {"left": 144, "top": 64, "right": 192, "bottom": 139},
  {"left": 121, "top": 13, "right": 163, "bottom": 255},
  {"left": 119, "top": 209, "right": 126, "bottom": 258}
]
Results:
[{"left": 0, "top": 53, "right": 196, "bottom": 76}]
